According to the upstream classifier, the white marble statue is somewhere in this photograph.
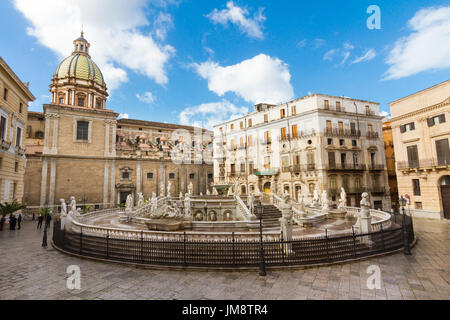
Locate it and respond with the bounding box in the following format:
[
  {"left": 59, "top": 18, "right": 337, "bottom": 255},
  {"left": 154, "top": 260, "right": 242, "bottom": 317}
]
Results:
[
  {"left": 247, "top": 193, "right": 255, "bottom": 214},
  {"left": 69, "top": 196, "right": 77, "bottom": 215},
  {"left": 206, "top": 189, "right": 211, "bottom": 196},
  {"left": 338, "top": 187, "right": 347, "bottom": 209},
  {"left": 60, "top": 199, "right": 68, "bottom": 230},
  {"left": 234, "top": 180, "right": 239, "bottom": 195},
  {"left": 137, "top": 192, "right": 145, "bottom": 208},
  {"left": 213, "top": 186, "right": 218, "bottom": 196},
  {"left": 167, "top": 182, "right": 172, "bottom": 198},
  {"left": 150, "top": 193, "right": 158, "bottom": 214},
  {"left": 321, "top": 190, "right": 329, "bottom": 213},
  {"left": 184, "top": 194, "right": 191, "bottom": 218},
  {"left": 179, "top": 192, "right": 184, "bottom": 200},
  {"left": 125, "top": 194, "right": 134, "bottom": 213},
  {"left": 160, "top": 183, "right": 165, "bottom": 197},
  {"left": 312, "top": 187, "right": 320, "bottom": 208},
  {"left": 360, "top": 192, "right": 371, "bottom": 216},
  {"left": 188, "top": 181, "right": 194, "bottom": 195},
  {"left": 227, "top": 186, "right": 234, "bottom": 196}
]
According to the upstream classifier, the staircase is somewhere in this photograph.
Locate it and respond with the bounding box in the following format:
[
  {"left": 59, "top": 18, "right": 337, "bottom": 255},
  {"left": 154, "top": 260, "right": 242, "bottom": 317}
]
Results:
[{"left": 260, "top": 205, "right": 282, "bottom": 230}]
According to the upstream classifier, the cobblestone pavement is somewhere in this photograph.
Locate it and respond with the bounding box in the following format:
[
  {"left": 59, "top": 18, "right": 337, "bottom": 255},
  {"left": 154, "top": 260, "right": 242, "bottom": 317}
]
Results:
[{"left": 0, "top": 218, "right": 449, "bottom": 300}]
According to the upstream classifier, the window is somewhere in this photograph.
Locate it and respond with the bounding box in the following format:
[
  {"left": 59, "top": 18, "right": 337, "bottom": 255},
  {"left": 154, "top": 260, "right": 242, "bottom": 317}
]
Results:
[
  {"left": 353, "top": 153, "right": 359, "bottom": 165},
  {"left": 264, "top": 114, "right": 268, "bottom": 123},
  {"left": 336, "top": 101, "right": 341, "bottom": 112},
  {"left": 189, "top": 173, "right": 195, "bottom": 179},
  {"left": 248, "top": 119, "right": 252, "bottom": 127},
  {"left": 326, "top": 120, "right": 332, "bottom": 132},
  {"left": 338, "top": 122, "right": 344, "bottom": 134},
  {"left": 329, "top": 176, "right": 337, "bottom": 189},
  {"left": 328, "top": 152, "right": 336, "bottom": 167},
  {"left": 281, "top": 127, "right": 287, "bottom": 140},
  {"left": 3, "top": 88, "right": 8, "bottom": 101},
  {"left": 264, "top": 131, "right": 270, "bottom": 143},
  {"left": 413, "top": 179, "right": 421, "bottom": 196},
  {"left": 407, "top": 145, "right": 419, "bottom": 168},
  {"left": 352, "top": 140, "right": 357, "bottom": 147},
  {"left": 350, "top": 122, "right": 357, "bottom": 135},
  {"left": 208, "top": 173, "right": 213, "bottom": 180},
  {"left": 77, "top": 98, "right": 85, "bottom": 107},
  {"left": 280, "top": 109, "right": 286, "bottom": 119},
  {"left": 12, "top": 182, "right": 16, "bottom": 200},
  {"left": 230, "top": 164, "right": 235, "bottom": 174},
  {"left": 0, "top": 115, "right": 7, "bottom": 140},
  {"left": 16, "top": 127, "right": 22, "bottom": 147},
  {"left": 248, "top": 135, "right": 253, "bottom": 146},
  {"left": 14, "top": 161, "right": 18, "bottom": 172},
  {"left": 436, "top": 139, "right": 450, "bottom": 165},
  {"left": 281, "top": 156, "right": 289, "bottom": 168},
  {"left": 341, "top": 153, "right": 347, "bottom": 167},
  {"left": 19, "top": 103, "right": 23, "bottom": 113},
  {"left": 147, "top": 172, "right": 153, "bottom": 179},
  {"left": 339, "top": 139, "right": 345, "bottom": 146},
  {"left": 96, "top": 100, "right": 102, "bottom": 108},
  {"left": 249, "top": 162, "right": 254, "bottom": 173},
  {"left": 365, "top": 105, "right": 371, "bottom": 115},
  {"left": 415, "top": 202, "right": 423, "bottom": 210},
  {"left": 342, "top": 175, "right": 349, "bottom": 190},
  {"left": 76, "top": 121, "right": 89, "bottom": 141},
  {"left": 240, "top": 163, "right": 245, "bottom": 172},
  {"left": 122, "top": 172, "right": 130, "bottom": 180},
  {"left": 240, "top": 137, "right": 244, "bottom": 147},
  {"left": 35, "top": 131, "right": 44, "bottom": 139},
  {"left": 292, "top": 125, "right": 298, "bottom": 138},
  {"left": 324, "top": 100, "right": 329, "bottom": 110},
  {"left": 240, "top": 121, "right": 244, "bottom": 129},
  {"left": 367, "top": 124, "right": 373, "bottom": 133},
  {"left": 291, "top": 105, "right": 296, "bottom": 115},
  {"left": 427, "top": 114, "right": 445, "bottom": 127},
  {"left": 327, "top": 138, "right": 333, "bottom": 145},
  {"left": 230, "top": 124, "right": 234, "bottom": 131},
  {"left": 400, "top": 122, "right": 415, "bottom": 133},
  {"left": 169, "top": 173, "right": 175, "bottom": 179},
  {"left": 59, "top": 97, "right": 64, "bottom": 104},
  {"left": 293, "top": 155, "right": 299, "bottom": 165}
]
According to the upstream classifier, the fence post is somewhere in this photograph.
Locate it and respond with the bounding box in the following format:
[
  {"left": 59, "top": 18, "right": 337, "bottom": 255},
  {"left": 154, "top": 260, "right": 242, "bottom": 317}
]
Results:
[
  {"left": 183, "top": 232, "right": 187, "bottom": 266},
  {"left": 80, "top": 226, "right": 83, "bottom": 255},
  {"left": 380, "top": 223, "right": 385, "bottom": 250},
  {"left": 352, "top": 226, "right": 356, "bottom": 258},
  {"left": 106, "top": 229, "right": 109, "bottom": 258},
  {"left": 232, "top": 232, "right": 235, "bottom": 266},
  {"left": 140, "top": 231, "right": 144, "bottom": 264},
  {"left": 281, "top": 233, "right": 285, "bottom": 264},
  {"left": 325, "top": 229, "right": 330, "bottom": 262}
]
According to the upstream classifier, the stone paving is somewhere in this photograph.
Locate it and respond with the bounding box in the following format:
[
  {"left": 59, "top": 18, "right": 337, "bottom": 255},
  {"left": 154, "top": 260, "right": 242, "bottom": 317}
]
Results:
[{"left": 0, "top": 218, "right": 449, "bottom": 300}]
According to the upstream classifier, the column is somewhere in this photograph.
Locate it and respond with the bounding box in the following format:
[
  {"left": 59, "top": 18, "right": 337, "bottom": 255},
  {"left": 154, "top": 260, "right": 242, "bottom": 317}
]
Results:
[
  {"left": 40, "top": 158, "right": 48, "bottom": 206},
  {"left": 111, "top": 121, "right": 117, "bottom": 156},
  {"left": 65, "top": 91, "right": 69, "bottom": 105},
  {"left": 103, "top": 160, "right": 109, "bottom": 207},
  {"left": 51, "top": 115, "right": 59, "bottom": 154},
  {"left": 93, "top": 95, "right": 97, "bottom": 108},
  {"left": 72, "top": 90, "right": 75, "bottom": 105},
  {"left": 88, "top": 93, "right": 92, "bottom": 108},
  {"left": 43, "top": 114, "right": 51, "bottom": 154},
  {"left": 180, "top": 165, "right": 185, "bottom": 194},
  {"left": 48, "top": 159, "right": 57, "bottom": 207},
  {"left": 159, "top": 164, "right": 165, "bottom": 196},
  {"left": 110, "top": 160, "right": 116, "bottom": 206},
  {"left": 136, "top": 161, "right": 142, "bottom": 195},
  {"left": 104, "top": 121, "right": 110, "bottom": 156}
]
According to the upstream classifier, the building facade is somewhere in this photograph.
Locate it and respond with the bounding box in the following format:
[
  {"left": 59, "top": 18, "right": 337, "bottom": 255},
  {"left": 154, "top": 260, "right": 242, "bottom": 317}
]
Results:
[
  {"left": 0, "top": 57, "right": 35, "bottom": 204},
  {"left": 382, "top": 121, "right": 399, "bottom": 211},
  {"left": 23, "top": 33, "right": 213, "bottom": 212},
  {"left": 389, "top": 80, "right": 450, "bottom": 220},
  {"left": 214, "top": 94, "right": 391, "bottom": 210}
]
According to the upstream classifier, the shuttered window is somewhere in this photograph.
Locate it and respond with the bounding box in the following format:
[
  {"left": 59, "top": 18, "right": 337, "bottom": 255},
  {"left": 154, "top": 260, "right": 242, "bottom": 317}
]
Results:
[
  {"left": 428, "top": 114, "right": 446, "bottom": 127},
  {"left": 0, "top": 116, "right": 6, "bottom": 140},
  {"left": 413, "top": 179, "right": 421, "bottom": 196},
  {"left": 436, "top": 139, "right": 450, "bottom": 165},
  {"left": 400, "top": 122, "right": 415, "bottom": 133},
  {"left": 292, "top": 125, "right": 298, "bottom": 138},
  {"left": 407, "top": 145, "right": 419, "bottom": 168},
  {"left": 281, "top": 127, "right": 287, "bottom": 140},
  {"left": 76, "top": 121, "right": 89, "bottom": 141}
]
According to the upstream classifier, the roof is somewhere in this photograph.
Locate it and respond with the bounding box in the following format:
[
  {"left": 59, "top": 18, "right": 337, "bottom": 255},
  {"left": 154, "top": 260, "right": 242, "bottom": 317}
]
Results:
[
  {"left": 0, "top": 57, "right": 35, "bottom": 101},
  {"left": 55, "top": 53, "right": 105, "bottom": 87},
  {"left": 118, "top": 118, "right": 212, "bottom": 133},
  {"left": 389, "top": 79, "right": 450, "bottom": 106}
]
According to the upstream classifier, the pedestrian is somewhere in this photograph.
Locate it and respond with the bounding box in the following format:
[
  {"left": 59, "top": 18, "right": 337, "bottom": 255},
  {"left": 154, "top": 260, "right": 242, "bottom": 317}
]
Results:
[
  {"left": 17, "top": 212, "right": 22, "bottom": 230},
  {"left": 32, "top": 213, "right": 35, "bottom": 221},
  {"left": 45, "top": 212, "right": 52, "bottom": 229},
  {"left": 0, "top": 216, "right": 5, "bottom": 231},
  {"left": 9, "top": 214, "right": 16, "bottom": 230},
  {"left": 37, "top": 214, "right": 43, "bottom": 229}
]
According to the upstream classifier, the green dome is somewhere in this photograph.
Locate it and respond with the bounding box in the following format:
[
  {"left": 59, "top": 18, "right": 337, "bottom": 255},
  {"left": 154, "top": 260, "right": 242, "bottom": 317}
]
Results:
[{"left": 55, "top": 54, "right": 105, "bottom": 87}]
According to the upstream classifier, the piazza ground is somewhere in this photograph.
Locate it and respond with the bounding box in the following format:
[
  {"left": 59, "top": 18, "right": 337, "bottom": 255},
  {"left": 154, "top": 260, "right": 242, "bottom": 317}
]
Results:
[{"left": 0, "top": 219, "right": 449, "bottom": 300}]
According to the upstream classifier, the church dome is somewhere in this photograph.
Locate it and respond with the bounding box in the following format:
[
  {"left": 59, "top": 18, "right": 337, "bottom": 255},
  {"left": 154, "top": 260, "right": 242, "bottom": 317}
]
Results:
[{"left": 55, "top": 54, "right": 105, "bottom": 87}]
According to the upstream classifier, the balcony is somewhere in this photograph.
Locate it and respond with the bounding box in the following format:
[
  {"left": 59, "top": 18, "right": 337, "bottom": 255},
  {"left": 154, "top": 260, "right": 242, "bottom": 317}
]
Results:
[
  {"left": 324, "top": 128, "right": 361, "bottom": 138},
  {"left": 237, "top": 144, "right": 247, "bottom": 150},
  {"left": 260, "top": 139, "right": 272, "bottom": 145},
  {"left": 326, "top": 163, "right": 366, "bottom": 171},
  {"left": 253, "top": 168, "right": 279, "bottom": 176},
  {"left": 366, "top": 132, "right": 380, "bottom": 139},
  {"left": 1, "top": 139, "right": 11, "bottom": 151},
  {"left": 370, "top": 187, "right": 386, "bottom": 194},
  {"left": 15, "top": 146, "right": 26, "bottom": 156},
  {"left": 368, "top": 164, "right": 385, "bottom": 171},
  {"left": 397, "top": 158, "right": 450, "bottom": 171}
]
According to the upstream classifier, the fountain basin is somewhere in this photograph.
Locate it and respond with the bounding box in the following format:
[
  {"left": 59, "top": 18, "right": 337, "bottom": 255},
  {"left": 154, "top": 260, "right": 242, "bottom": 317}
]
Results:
[{"left": 145, "top": 219, "right": 192, "bottom": 231}]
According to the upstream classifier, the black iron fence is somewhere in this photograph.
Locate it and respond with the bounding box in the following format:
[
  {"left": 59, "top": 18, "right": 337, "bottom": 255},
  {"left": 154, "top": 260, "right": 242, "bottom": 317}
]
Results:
[{"left": 53, "top": 214, "right": 414, "bottom": 268}]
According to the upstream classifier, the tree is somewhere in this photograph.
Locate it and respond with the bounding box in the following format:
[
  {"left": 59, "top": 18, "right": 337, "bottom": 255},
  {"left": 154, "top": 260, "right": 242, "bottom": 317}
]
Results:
[{"left": 0, "top": 200, "right": 26, "bottom": 218}]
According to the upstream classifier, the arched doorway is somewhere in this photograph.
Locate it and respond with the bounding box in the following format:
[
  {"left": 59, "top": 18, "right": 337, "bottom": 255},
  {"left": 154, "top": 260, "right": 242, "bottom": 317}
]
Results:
[
  {"left": 241, "top": 185, "right": 247, "bottom": 195},
  {"left": 263, "top": 182, "right": 271, "bottom": 195},
  {"left": 440, "top": 175, "right": 450, "bottom": 219}
]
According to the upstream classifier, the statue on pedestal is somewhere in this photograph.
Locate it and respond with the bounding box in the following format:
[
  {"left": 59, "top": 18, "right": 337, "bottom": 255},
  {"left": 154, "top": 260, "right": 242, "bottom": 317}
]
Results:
[
  {"left": 167, "top": 182, "right": 172, "bottom": 198},
  {"left": 60, "top": 199, "right": 68, "bottom": 230},
  {"left": 247, "top": 193, "right": 255, "bottom": 215},
  {"left": 184, "top": 194, "right": 191, "bottom": 218},
  {"left": 150, "top": 192, "right": 158, "bottom": 214},
  {"left": 137, "top": 192, "right": 145, "bottom": 208},
  {"left": 206, "top": 189, "right": 211, "bottom": 196},
  {"left": 338, "top": 187, "right": 347, "bottom": 210},
  {"left": 312, "top": 187, "right": 320, "bottom": 208},
  {"left": 125, "top": 194, "right": 134, "bottom": 213},
  {"left": 354, "top": 192, "right": 372, "bottom": 237},
  {"left": 321, "top": 190, "right": 329, "bottom": 213},
  {"left": 188, "top": 181, "right": 194, "bottom": 195},
  {"left": 160, "top": 183, "right": 165, "bottom": 197}
]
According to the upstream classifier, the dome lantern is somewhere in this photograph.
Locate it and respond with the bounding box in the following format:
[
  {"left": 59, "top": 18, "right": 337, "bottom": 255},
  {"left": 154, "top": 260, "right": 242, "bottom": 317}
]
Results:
[{"left": 73, "top": 31, "right": 91, "bottom": 57}]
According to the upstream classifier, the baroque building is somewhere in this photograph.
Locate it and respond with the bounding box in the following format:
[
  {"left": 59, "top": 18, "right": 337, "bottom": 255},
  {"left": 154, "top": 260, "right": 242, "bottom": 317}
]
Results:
[
  {"left": 0, "top": 57, "right": 35, "bottom": 204},
  {"left": 389, "top": 79, "right": 450, "bottom": 220},
  {"left": 24, "top": 33, "right": 213, "bottom": 212},
  {"left": 213, "top": 95, "right": 391, "bottom": 210},
  {"left": 382, "top": 120, "right": 399, "bottom": 212}
]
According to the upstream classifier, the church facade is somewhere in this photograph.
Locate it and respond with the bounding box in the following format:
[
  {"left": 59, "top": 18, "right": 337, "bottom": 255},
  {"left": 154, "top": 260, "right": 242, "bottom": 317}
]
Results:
[{"left": 24, "top": 33, "right": 213, "bottom": 212}]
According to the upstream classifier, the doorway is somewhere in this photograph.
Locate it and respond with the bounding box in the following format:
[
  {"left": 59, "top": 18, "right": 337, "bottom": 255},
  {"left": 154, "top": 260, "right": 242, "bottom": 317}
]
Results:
[
  {"left": 263, "top": 182, "right": 271, "bottom": 195},
  {"left": 440, "top": 176, "right": 450, "bottom": 219},
  {"left": 120, "top": 191, "right": 132, "bottom": 205}
]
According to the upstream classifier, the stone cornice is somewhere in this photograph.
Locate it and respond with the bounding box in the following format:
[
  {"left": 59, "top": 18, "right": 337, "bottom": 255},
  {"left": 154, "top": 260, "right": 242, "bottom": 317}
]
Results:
[
  {"left": 44, "top": 104, "right": 119, "bottom": 118},
  {"left": 390, "top": 97, "right": 450, "bottom": 123}
]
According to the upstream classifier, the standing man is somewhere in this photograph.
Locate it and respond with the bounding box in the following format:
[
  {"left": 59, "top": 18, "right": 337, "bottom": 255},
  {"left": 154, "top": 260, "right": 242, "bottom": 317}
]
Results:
[
  {"left": 0, "top": 215, "right": 5, "bottom": 231},
  {"left": 37, "top": 214, "right": 43, "bottom": 229},
  {"left": 9, "top": 214, "right": 16, "bottom": 230},
  {"left": 45, "top": 212, "right": 52, "bottom": 229},
  {"left": 17, "top": 212, "right": 22, "bottom": 230}
]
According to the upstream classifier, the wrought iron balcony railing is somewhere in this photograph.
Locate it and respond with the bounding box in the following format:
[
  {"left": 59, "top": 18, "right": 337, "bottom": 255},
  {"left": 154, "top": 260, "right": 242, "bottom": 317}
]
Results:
[
  {"left": 397, "top": 158, "right": 450, "bottom": 170},
  {"left": 324, "top": 128, "right": 361, "bottom": 138},
  {"left": 366, "top": 131, "right": 380, "bottom": 139},
  {"left": 326, "top": 163, "right": 366, "bottom": 171}
]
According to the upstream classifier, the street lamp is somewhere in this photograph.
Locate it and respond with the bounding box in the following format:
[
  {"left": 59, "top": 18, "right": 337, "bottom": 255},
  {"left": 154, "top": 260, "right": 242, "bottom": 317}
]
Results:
[
  {"left": 398, "top": 196, "right": 411, "bottom": 255},
  {"left": 256, "top": 201, "right": 266, "bottom": 276}
]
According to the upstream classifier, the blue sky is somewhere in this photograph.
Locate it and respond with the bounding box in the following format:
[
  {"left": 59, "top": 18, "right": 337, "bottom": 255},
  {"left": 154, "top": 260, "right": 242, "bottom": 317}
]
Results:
[{"left": 1, "top": 0, "right": 449, "bottom": 128}]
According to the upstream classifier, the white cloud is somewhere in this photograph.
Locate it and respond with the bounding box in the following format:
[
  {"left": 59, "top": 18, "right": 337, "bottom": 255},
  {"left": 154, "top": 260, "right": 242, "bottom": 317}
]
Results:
[
  {"left": 136, "top": 92, "right": 156, "bottom": 104},
  {"left": 118, "top": 113, "right": 129, "bottom": 119},
  {"left": 206, "top": 1, "right": 266, "bottom": 40},
  {"left": 193, "top": 54, "right": 294, "bottom": 104},
  {"left": 323, "top": 49, "right": 336, "bottom": 61},
  {"left": 343, "top": 42, "right": 355, "bottom": 50},
  {"left": 297, "top": 39, "right": 307, "bottom": 48},
  {"left": 352, "top": 49, "right": 377, "bottom": 64},
  {"left": 380, "top": 111, "right": 390, "bottom": 118},
  {"left": 384, "top": 6, "right": 450, "bottom": 80},
  {"left": 179, "top": 100, "right": 248, "bottom": 129},
  {"left": 153, "top": 12, "right": 174, "bottom": 41},
  {"left": 340, "top": 51, "right": 351, "bottom": 65},
  {"left": 14, "top": 0, "right": 175, "bottom": 90},
  {"left": 312, "top": 38, "right": 326, "bottom": 49}
]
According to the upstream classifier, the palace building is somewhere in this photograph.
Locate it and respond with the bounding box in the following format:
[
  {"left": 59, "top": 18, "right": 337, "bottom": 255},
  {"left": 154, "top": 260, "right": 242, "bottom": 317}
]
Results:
[
  {"left": 0, "top": 57, "right": 35, "bottom": 204},
  {"left": 213, "top": 95, "right": 391, "bottom": 210},
  {"left": 24, "top": 33, "right": 213, "bottom": 212},
  {"left": 389, "top": 79, "right": 450, "bottom": 220}
]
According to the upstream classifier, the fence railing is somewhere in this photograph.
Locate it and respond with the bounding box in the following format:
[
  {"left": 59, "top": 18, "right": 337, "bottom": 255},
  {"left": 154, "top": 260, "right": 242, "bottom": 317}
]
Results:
[{"left": 53, "top": 213, "right": 414, "bottom": 268}]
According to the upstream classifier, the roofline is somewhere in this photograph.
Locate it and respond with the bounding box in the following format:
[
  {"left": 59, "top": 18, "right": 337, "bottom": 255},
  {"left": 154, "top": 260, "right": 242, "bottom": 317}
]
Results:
[
  {"left": 0, "top": 56, "right": 36, "bottom": 101},
  {"left": 117, "top": 118, "right": 212, "bottom": 133},
  {"left": 389, "top": 79, "right": 450, "bottom": 106}
]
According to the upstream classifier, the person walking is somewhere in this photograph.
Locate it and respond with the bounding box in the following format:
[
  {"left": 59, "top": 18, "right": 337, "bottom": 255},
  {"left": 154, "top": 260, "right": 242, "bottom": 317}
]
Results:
[
  {"left": 0, "top": 216, "right": 5, "bottom": 231},
  {"left": 45, "top": 212, "right": 52, "bottom": 229},
  {"left": 9, "top": 214, "right": 16, "bottom": 230},
  {"left": 37, "top": 214, "right": 43, "bottom": 229},
  {"left": 17, "top": 212, "right": 22, "bottom": 230}
]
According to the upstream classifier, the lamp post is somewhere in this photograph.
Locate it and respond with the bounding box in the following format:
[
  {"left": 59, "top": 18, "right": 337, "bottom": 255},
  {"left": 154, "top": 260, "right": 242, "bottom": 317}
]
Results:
[
  {"left": 256, "top": 201, "right": 266, "bottom": 276},
  {"left": 399, "top": 196, "right": 411, "bottom": 255}
]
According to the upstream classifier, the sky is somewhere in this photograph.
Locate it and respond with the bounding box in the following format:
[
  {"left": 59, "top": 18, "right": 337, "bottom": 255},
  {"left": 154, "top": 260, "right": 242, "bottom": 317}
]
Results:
[{"left": 1, "top": 0, "right": 449, "bottom": 129}]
